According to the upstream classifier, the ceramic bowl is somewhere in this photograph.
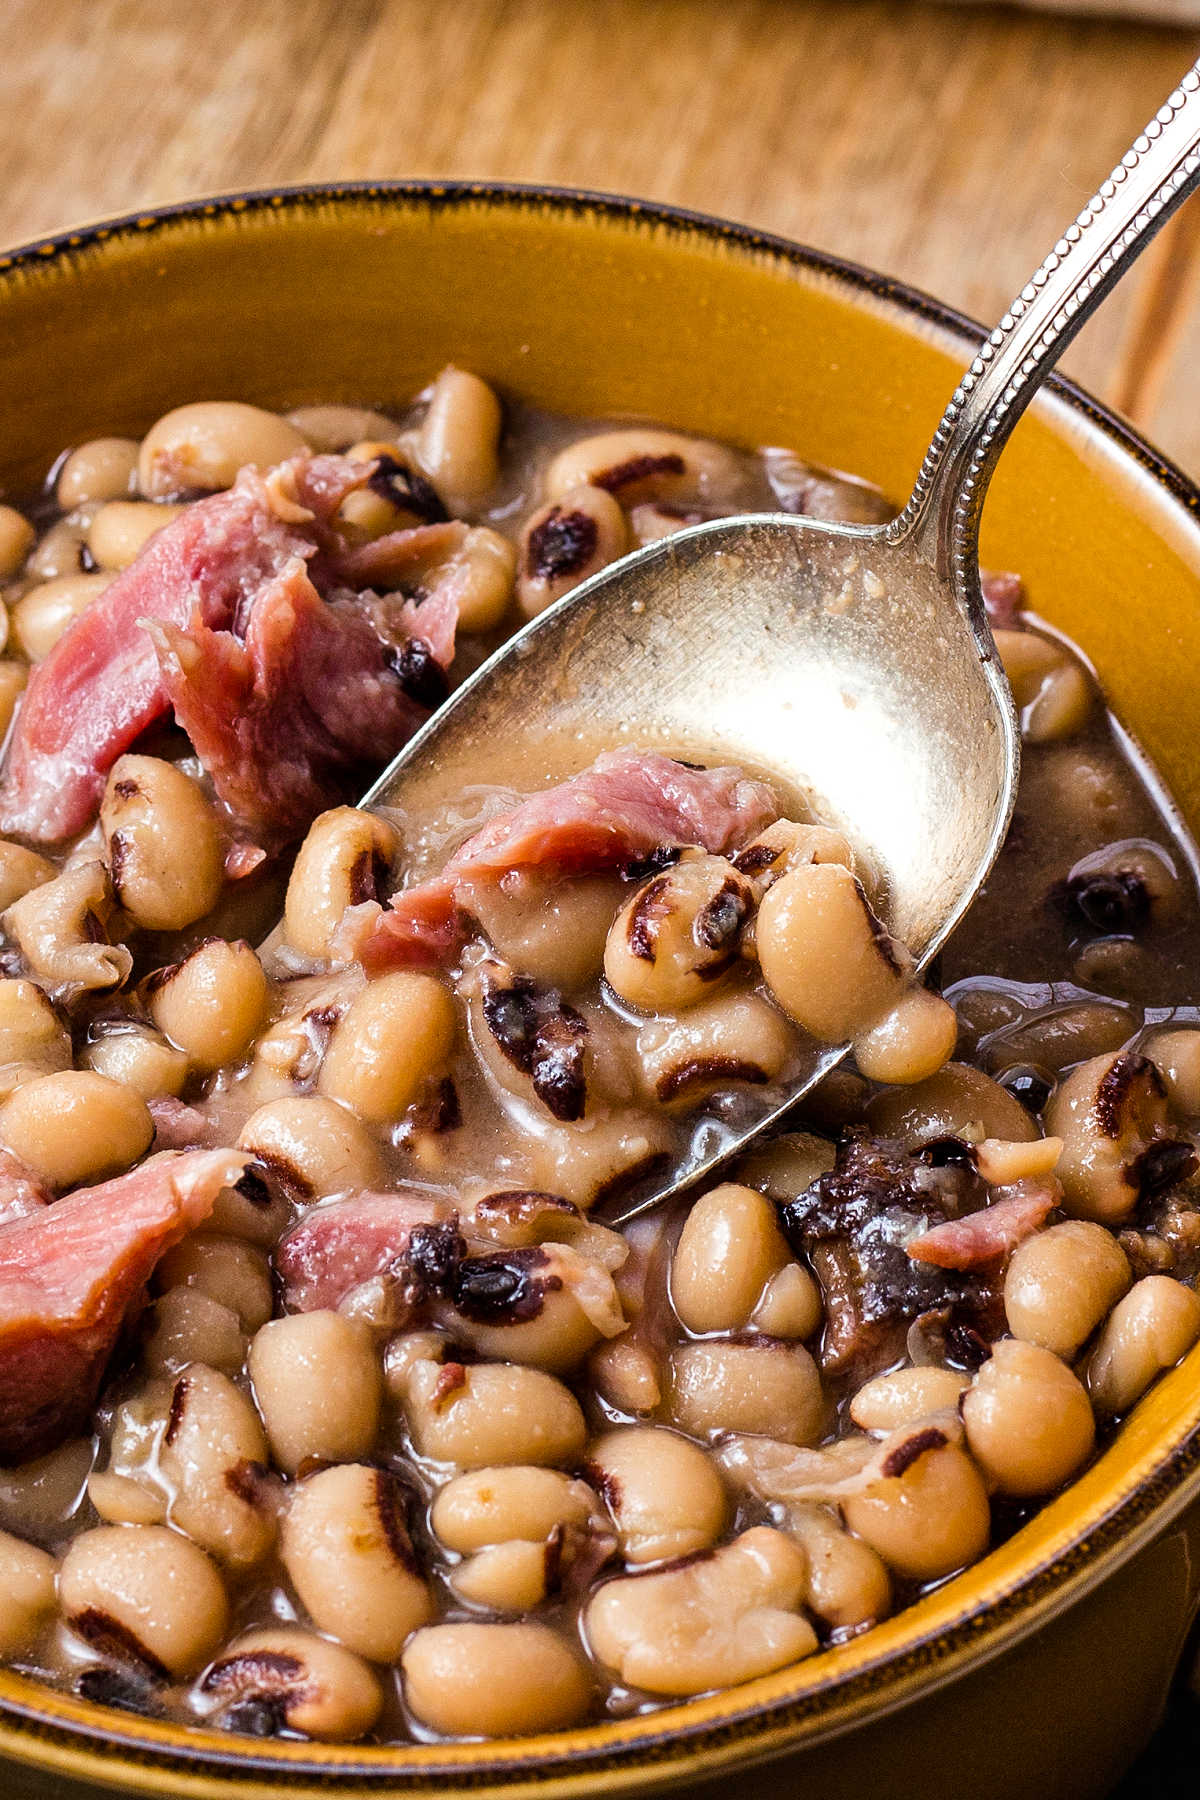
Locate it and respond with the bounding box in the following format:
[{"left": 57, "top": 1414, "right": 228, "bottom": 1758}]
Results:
[{"left": 2, "top": 183, "right": 1200, "bottom": 1800}]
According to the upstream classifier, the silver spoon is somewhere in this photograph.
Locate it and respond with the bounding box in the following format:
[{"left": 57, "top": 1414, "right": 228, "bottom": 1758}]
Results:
[{"left": 346, "top": 67, "right": 1200, "bottom": 1221}]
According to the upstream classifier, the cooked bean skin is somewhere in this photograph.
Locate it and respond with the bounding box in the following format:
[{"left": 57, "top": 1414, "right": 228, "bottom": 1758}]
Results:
[
  {"left": 318, "top": 971, "right": 456, "bottom": 1123},
  {"left": 670, "top": 1340, "right": 825, "bottom": 1444},
  {"left": 248, "top": 1313, "right": 381, "bottom": 1475},
  {"left": 101, "top": 755, "right": 224, "bottom": 931},
  {"left": 404, "top": 1357, "right": 587, "bottom": 1468},
  {"left": 149, "top": 940, "right": 269, "bottom": 1073},
  {"left": 1004, "top": 1221, "right": 1131, "bottom": 1358},
  {"left": 962, "top": 1340, "right": 1095, "bottom": 1497},
  {"left": 842, "top": 1429, "right": 991, "bottom": 1581},
  {"left": 284, "top": 807, "right": 398, "bottom": 959},
  {"left": 0, "top": 1528, "right": 57, "bottom": 1656},
  {"left": 59, "top": 1525, "right": 229, "bottom": 1678},
  {"left": 587, "top": 1426, "right": 727, "bottom": 1563},
  {"left": 757, "top": 862, "right": 910, "bottom": 1042},
  {"left": 671, "top": 1182, "right": 791, "bottom": 1333},
  {"left": 402, "top": 1622, "right": 591, "bottom": 1737},
  {"left": 139, "top": 402, "right": 307, "bottom": 498},
  {"left": 200, "top": 1626, "right": 382, "bottom": 1741},
  {"left": 281, "top": 1464, "right": 433, "bottom": 1660},
  {"left": 1087, "top": 1276, "right": 1200, "bottom": 1416},
  {"left": 604, "top": 855, "right": 754, "bottom": 1012},
  {"left": 431, "top": 1466, "right": 601, "bottom": 1553},
  {"left": 1, "top": 1070, "right": 152, "bottom": 1189}
]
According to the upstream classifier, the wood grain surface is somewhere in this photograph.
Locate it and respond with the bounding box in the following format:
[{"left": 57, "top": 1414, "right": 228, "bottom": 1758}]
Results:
[{"left": 2, "top": 0, "right": 1200, "bottom": 471}]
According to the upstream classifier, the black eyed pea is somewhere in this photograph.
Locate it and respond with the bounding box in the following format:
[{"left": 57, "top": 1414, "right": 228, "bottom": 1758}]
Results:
[
  {"left": 55, "top": 437, "right": 140, "bottom": 509},
  {"left": 447, "top": 526, "right": 518, "bottom": 632},
  {"left": 2, "top": 859, "right": 131, "bottom": 995},
  {"left": 671, "top": 1182, "right": 790, "bottom": 1333},
  {"left": 147, "top": 939, "right": 269, "bottom": 1074},
  {"left": 12, "top": 573, "right": 113, "bottom": 661},
  {"left": 962, "top": 1339, "right": 1095, "bottom": 1497},
  {"left": 155, "top": 1234, "right": 274, "bottom": 1333},
  {"left": 431, "top": 1465, "right": 602, "bottom": 1554},
  {"left": 1004, "top": 1220, "right": 1131, "bottom": 1358},
  {"left": 23, "top": 516, "right": 91, "bottom": 583},
  {"left": 206, "top": 1163, "right": 295, "bottom": 1246},
  {"left": 404, "top": 1357, "right": 586, "bottom": 1468},
  {"left": 733, "top": 819, "right": 856, "bottom": 894},
  {"left": 517, "top": 1106, "right": 675, "bottom": 1211},
  {"left": 0, "top": 1437, "right": 95, "bottom": 1541},
  {"left": 1147, "top": 1027, "right": 1200, "bottom": 1119},
  {"left": 751, "top": 1262, "right": 823, "bottom": 1339},
  {"left": 443, "top": 1242, "right": 626, "bottom": 1373},
  {"left": 782, "top": 1503, "right": 891, "bottom": 1632},
  {"left": 317, "top": 970, "right": 456, "bottom": 1124},
  {"left": 0, "top": 1071, "right": 152, "bottom": 1190},
  {"left": 138, "top": 402, "right": 307, "bottom": 499},
  {"left": 0, "top": 843, "right": 55, "bottom": 914},
  {"left": 86, "top": 501, "right": 187, "bottom": 571},
  {"left": 82, "top": 1023, "right": 188, "bottom": 1099},
  {"left": 280, "top": 1464, "right": 433, "bottom": 1661},
  {"left": 59, "top": 1524, "right": 229, "bottom": 1678},
  {"left": 543, "top": 427, "right": 744, "bottom": 510},
  {"left": 867, "top": 1060, "right": 1039, "bottom": 1146},
  {"left": 237, "top": 1095, "right": 382, "bottom": 1200},
  {"left": 100, "top": 755, "right": 225, "bottom": 931},
  {"left": 402, "top": 1621, "right": 591, "bottom": 1737},
  {"left": 588, "top": 1334, "right": 662, "bottom": 1415},
  {"left": 1087, "top": 1275, "right": 1200, "bottom": 1417},
  {"left": 516, "top": 484, "right": 629, "bottom": 618},
  {"left": 736, "top": 1130, "right": 838, "bottom": 1199},
  {"left": 853, "top": 988, "right": 958, "bottom": 1086},
  {"left": 284, "top": 806, "right": 399, "bottom": 959},
  {"left": 157, "top": 1365, "right": 276, "bottom": 1568},
  {"left": 669, "top": 1340, "right": 825, "bottom": 1444},
  {"left": 199, "top": 1626, "right": 381, "bottom": 1741},
  {"left": 585, "top": 1525, "right": 815, "bottom": 1697},
  {"left": 140, "top": 1287, "right": 247, "bottom": 1378},
  {"left": 466, "top": 870, "right": 625, "bottom": 989},
  {"left": 0, "top": 663, "right": 28, "bottom": 741},
  {"left": 992, "top": 628, "right": 1092, "bottom": 743},
  {"left": 757, "top": 862, "right": 912, "bottom": 1043},
  {"left": 0, "top": 978, "right": 70, "bottom": 1073},
  {"left": 0, "top": 504, "right": 34, "bottom": 579},
  {"left": 286, "top": 404, "right": 402, "bottom": 452},
  {"left": 450, "top": 1539, "right": 552, "bottom": 1610},
  {"left": 604, "top": 853, "right": 756, "bottom": 1012},
  {"left": 842, "top": 1423, "right": 991, "bottom": 1580},
  {"left": 248, "top": 1312, "right": 382, "bottom": 1475},
  {"left": 86, "top": 1470, "right": 167, "bottom": 1526},
  {"left": 0, "top": 1528, "right": 56, "bottom": 1656},
  {"left": 413, "top": 366, "right": 502, "bottom": 514},
  {"left": 383, "top": 1329, "right": 449, "bottom": 1400},
  {"left": 586, "top": 1427, "right": 727, "bottom": 1564},
  {"left": 848, "top": 1366, "right": 969, "bottom": 1432},
  {"left": 636, "top": 989, "right": 794, "bottom": 1106},
  {"left": 1044, "top": 1050, "right": 1173, "bottom": 1223}
]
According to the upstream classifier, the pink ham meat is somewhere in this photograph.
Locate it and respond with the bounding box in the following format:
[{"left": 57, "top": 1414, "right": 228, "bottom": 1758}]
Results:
[
  {"left": 146, "top": 560, "right": 430, "bottom": 841},
  {"left": 0, "top": 455, "right": 458, "bottom": 846},
  {"left": 905, "top": 1181, "right": 1057, "bottom": 1271},
  {"left": 0, "top": 1147, "right": 247, "bottom": 1462},
  {"left": 276, "top": 1190, "right": 454, "bottom": 1313},
  {"left": 357, "top": 750, "right": 778, "bottom": 971}
]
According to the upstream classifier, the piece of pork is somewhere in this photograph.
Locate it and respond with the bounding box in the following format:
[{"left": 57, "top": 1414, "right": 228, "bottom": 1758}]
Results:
[
  {"left": 905, "top": 1180, "right": 1058, "bottom": 1270},
  {"left": 0, "top": 455, "right": 457, "bottom": 846},
  {"left": 0, "top": 1148, "right": 247, "bottom": 1463},
  {"left": 353, "top": 751, "right": 777, "bottom": 971},
  {"left": 276, "top": 1191, "right": 456, "bottom": 1313}
]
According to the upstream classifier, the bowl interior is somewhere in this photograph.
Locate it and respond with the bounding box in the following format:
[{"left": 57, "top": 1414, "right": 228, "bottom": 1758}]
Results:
[{"left": 3, "top": 184, "right": 1200, "bottom": 1795}]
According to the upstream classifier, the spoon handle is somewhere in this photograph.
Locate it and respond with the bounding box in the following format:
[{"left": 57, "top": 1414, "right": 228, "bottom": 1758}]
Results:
[{"left": 895, "top": 60, "right": 1200, "bottom": 595}]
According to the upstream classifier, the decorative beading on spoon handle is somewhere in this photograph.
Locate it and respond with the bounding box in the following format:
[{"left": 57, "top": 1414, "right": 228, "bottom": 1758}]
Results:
[{"left": 895, "top": 61, "right": 1200, "bottom": 603}]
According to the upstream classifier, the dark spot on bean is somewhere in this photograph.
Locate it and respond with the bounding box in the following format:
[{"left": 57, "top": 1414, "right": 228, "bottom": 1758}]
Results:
[
  {"left": 582, "top": 1460, "right": 621, "bottom": 1513},
  {"left": 693, "top": 877, "right": 749, "bottom": 952},
  {"left": 70, "top": 1609, "right": 171, "bottom": 1684},
  {"left": 1055, "top": 870, "right": 1151, "bottom": 936},
  {"left": 408, "top": 1074, "right": 461, "bottom": 1136},
  {"left": 75, "top": 1665, "right": 164, "bottom": 1716},
  {"left": 406, "top": 1221, "right": 469, "bottom": 1302},
  {"left": 164, "top": 1374, "right": 189, "bottom": 1446},
  {"left": 348, "top": 847, "right": 389, "bottom": 907},
  {"left": 473, "top": 1189, "right": 579, "bottom": 1231},
  {"left": 622, "top": 845, "right": 682, "bottom": 882},
  {"left": 221, "top": 1697, "right": 293, "bottom": 1737},
  {"left": 1095, "top": 1052, "right": 1164, "bottom": 1137},
  {"left": 655, "top": 1055, "right": 769, "bottom": 1102},
  {"left": 234, "top": 1162, "right": 280, "bottom": 1210},
  {"left": 626, "top": 875, "right": 672, "bottom": 962},
  {"left": 367, "top": 454, "right": 448, "bottom": 523},
  {"left": 372, "top": 1468, "right": 420, "bottom": 1572},
  {"left": 732, "top": 842, "right": 778, "bottom": 878},
  {"left": 526, "top": 507, "right": 598, "bottom": 580},
  {"left": 481, "top": 972, "right": 587, "bottom": 1121},
  {"left": 880, "top": 1424, "right": 947, "bottom": 1480},
  {"left": 1129, "top": 1138, "right": 1198, "bottom": 1200},
  {"left": 251, "top": 1148, "right": 314, "bottom": 1203},
  {"left": 917, "top": 1137, "right": 978, "bottom": 1171},
  {"left": 112, "top": 778, "right": 140, "bottom": 802},
  {"left": 543, "top": 1522, "right": 565, "bottom": 1594},
  {"left": 386, "top": 639, "right": 449, "bottom": 710},
  {"left": 82, "top": 908, "right": 108, "bottom": 945},
  {"left": 858, "top": 879, "right": 903, "bottom": 974},
  {"left": 998, "top": 1064, "right": 1054, "bottom": 1116},
  {"left": 225, "top": 1459, "right": 272, "bottom": 1507},
  {"left": 450, "top": 1248, "right": 559, "bottom": 1324},
  {"left": 594, "top": 452, "right": 687, "bottom": 495}
]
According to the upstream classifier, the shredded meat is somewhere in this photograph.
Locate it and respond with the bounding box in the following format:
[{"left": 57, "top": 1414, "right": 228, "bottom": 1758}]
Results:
[
  {"left": 0, "top": 1148, "right": 247, "bottom": 1462},
  {"left": 353, "top": 750, "right": 776, "bottom": 971},
  {"left": 275, "top": 1192, "right": 456, "bottom": 1313},
  {"left": 905, "top": 1179, "right": 1058, "bottom": 1269}
]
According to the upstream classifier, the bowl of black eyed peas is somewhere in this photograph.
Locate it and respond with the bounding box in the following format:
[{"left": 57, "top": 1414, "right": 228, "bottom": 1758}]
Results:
[{"left": 1, "top": 183, "right": 1200, "bottom": 1800}]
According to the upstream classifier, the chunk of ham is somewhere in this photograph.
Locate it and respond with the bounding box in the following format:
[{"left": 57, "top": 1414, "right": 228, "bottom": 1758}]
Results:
[
  {"left": 0, "top": 1148, "right": 247, "bottom": 1463},
  {"left": 905, "top": 1180, "right": 1058, "bottom": 1270},
  {"left": 353, "top": 751, "right": 777, "bottom": 971},
  {"left": 0, "top": 456, "right": 459, "bottom": 846},
  {"left": 276, "top": 1190, "right": 455, "bottom": 1313}
]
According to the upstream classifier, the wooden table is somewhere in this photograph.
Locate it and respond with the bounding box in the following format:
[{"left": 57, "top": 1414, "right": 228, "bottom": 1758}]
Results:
[
  {"left": 3, "top": 1, "right": 1200, "bottom": 1792},
  {"left": 2, "top": 0, "right": 1200, "bottom": 472}
]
